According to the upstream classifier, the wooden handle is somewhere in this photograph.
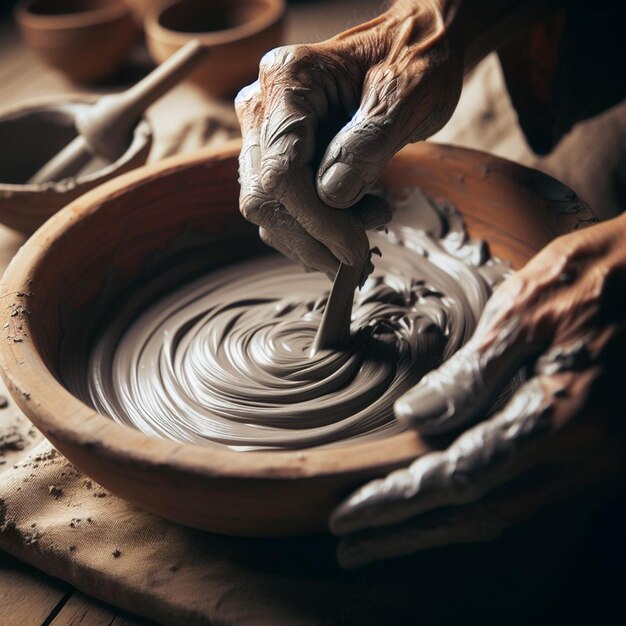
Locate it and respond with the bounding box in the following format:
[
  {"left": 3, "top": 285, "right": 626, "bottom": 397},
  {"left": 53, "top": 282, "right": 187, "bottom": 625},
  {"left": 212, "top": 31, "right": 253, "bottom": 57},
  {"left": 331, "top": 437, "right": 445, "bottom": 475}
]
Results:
[
  {"left": 28, "top": 136, "right": 92, "bottom": 185},
  {"left": 79, "top": 39, "right": 207, "bottom": 160},
  {"left": 118, "top": 40, "right": 207, "bottom": 120}
]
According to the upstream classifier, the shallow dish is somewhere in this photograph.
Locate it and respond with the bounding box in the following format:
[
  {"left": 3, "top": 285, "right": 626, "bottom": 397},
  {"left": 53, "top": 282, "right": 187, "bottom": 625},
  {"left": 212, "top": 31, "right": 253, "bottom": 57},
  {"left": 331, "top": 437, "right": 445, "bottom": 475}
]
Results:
[{"left": 0, "top": 140, "right": 594, "bottom": 536}]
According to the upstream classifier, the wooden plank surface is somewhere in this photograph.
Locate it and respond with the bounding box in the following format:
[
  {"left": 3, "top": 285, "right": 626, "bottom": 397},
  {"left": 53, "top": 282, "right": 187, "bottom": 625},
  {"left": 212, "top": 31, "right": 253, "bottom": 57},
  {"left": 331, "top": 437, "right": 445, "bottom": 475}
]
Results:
[
  {"left": 0, "top": 551, "right": 71, "bottom": 626},
  {"left": 48, "top": 592, "right": 151, "bottom": 626}
]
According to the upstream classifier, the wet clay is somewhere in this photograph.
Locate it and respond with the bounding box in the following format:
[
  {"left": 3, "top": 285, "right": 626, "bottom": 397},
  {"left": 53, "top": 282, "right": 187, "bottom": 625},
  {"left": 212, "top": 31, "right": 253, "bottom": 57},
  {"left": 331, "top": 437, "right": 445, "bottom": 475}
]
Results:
[{"left": 81, "top": 189, "right": 509, "bottom": 450}]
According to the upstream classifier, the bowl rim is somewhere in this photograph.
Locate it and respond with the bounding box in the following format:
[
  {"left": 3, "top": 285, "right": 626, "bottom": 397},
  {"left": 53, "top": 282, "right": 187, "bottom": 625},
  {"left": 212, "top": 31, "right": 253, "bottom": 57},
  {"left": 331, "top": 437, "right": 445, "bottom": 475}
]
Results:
[
  {"left": 0, "top": 140, "right": 593, "bottom": 484},
  {"left": 0, "top": 95, "right": 153, "bottom": 195},
  {"left": 15, "top": 0, "right": 130, "bottom": 29},
  {"left": 144, "top": 0, "right": 285, "bottom": 48}
]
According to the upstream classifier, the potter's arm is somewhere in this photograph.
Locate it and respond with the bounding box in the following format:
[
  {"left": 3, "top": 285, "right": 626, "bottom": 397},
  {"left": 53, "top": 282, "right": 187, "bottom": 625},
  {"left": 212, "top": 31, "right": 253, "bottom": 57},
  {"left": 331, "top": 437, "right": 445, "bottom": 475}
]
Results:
[{"left": 235, "top": 0, "right": 562, "bottom": 277}]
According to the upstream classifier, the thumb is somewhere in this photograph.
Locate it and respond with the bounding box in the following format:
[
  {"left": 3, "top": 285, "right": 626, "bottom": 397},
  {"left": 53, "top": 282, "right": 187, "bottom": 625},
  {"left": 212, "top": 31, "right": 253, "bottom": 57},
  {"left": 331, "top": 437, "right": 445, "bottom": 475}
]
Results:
[
  {"left": 316, "top": 101, "right": 411, "bottom": 209},
  {"left": 317, "top": 51, "right": 463, "bottom": 209}
]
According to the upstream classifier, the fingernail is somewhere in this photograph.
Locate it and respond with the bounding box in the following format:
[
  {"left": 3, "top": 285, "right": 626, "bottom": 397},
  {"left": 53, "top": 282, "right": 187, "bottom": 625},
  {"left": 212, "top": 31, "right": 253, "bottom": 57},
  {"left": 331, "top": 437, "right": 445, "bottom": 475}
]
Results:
[
  {"left": 394, "top": 384, "right": 448, "bottom": 430},
  {"left": 319, "top": 163, "right": 365, "bottom": 208}
]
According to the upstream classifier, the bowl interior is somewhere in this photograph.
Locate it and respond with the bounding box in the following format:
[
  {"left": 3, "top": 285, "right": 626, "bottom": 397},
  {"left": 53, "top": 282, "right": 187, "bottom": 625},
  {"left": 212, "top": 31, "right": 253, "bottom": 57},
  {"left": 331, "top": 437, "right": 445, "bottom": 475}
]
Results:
[
  {"left": 157, "top": 0, "right": 273, "bottom": 35},
  {"left": 0, "top": 100, "right": 151, "bottom": 188},
  {"left": 0, "top": 104, "right": 77, "bottom": 184}
]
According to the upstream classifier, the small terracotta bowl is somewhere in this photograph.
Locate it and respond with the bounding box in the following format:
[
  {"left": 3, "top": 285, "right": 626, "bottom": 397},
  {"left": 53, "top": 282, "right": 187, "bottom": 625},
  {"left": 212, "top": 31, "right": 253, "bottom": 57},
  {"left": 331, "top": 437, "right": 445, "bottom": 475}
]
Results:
[
  {"left": 0, "top": 141, "right": 594, "bottom": 536},
  {"left": 0, "top": 96, "right": 152, "bottom": 234},
  {"left": 120, "top": 0, "right": 151, "bottom": 25},
  {"left": 15, "top": 0, "right": 139, "bottom": 84},
  {"left": 145, "top": 0, "right": 285, "bottom": 99}
]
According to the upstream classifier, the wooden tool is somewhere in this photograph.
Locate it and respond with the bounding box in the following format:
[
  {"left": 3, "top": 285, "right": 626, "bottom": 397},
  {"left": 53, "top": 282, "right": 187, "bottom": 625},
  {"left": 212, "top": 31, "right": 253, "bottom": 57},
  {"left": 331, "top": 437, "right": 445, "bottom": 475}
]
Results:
[
  {"left": 29, "top": 39, "right": 207, "bottom": 184},
  {"left": 311, "top": 261, "right": 364, "bottom": 354}
]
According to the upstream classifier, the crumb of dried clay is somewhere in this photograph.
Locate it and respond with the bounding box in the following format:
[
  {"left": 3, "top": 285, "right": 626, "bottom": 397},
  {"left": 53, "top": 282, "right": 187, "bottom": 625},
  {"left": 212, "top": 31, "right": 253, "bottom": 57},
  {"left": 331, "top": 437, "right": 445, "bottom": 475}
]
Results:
[
  {"left": 0, "top": 426, "right": 26, "bottom": 453},
  {"left": 48, "top": 485, "right": 63, "bottom": 499},
  {"left": 112, "top": 548, "right": 121, "bottom": 558},
  {"left": 93, "top": 491, "right": 107, "bottom": 498}
]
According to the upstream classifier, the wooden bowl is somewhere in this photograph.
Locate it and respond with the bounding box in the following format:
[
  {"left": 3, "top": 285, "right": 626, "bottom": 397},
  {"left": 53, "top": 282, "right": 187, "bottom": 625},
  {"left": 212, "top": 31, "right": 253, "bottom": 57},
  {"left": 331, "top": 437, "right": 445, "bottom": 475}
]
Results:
[
  {"left": 0, "top": 95, "right": 152, "bottom": 235},
  {"left": 145, "top": 0, "right": 285, "bottom": 99},
  {"left": 15, "top": 0, "right": 139, "bottom": 84},
  {"left": 0, "top": 141, "right": 594, "bottom": 536}
]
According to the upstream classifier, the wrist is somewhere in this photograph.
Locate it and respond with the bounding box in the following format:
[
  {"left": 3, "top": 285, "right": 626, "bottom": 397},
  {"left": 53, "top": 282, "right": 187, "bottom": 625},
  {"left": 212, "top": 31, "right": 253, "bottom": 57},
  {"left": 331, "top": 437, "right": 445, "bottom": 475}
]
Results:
[{"left": 327, "top": 0, "right": 461, "bottom": 68}]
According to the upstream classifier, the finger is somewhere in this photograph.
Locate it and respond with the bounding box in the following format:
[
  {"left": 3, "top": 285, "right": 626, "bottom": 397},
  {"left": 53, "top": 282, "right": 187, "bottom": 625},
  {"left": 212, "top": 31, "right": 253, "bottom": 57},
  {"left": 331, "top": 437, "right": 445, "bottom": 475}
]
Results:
[
  {"left": 336, "top": 464, "right": 571, "bottom": 569},
  {"left": 331, "top": 376, "right": 558, "bottom": 536},
  {"left": 316, "top": 63, "right": 439, "bottom": 209},
  {"left": 394, "top": 313, "right": 538, "bottom": 434},
  {"left": 238, "top": 111, "right": 339, "bottom": 277},
  {"left": 258, "top": 76, "right": 370, "bottom": 267},
  {"left": 352, "top": 194, "right": 392, "bottom": 231},
  {"left": 259, "top": 227, "right": 338, "bottom": 281}
]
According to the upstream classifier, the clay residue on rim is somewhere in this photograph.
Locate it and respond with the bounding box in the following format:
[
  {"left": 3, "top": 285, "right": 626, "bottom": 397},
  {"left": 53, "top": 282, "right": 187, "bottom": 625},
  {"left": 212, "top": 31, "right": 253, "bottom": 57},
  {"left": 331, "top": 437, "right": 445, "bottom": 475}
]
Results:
[{"left": 71, "top": 188, "right": 510, "bottom": 451}]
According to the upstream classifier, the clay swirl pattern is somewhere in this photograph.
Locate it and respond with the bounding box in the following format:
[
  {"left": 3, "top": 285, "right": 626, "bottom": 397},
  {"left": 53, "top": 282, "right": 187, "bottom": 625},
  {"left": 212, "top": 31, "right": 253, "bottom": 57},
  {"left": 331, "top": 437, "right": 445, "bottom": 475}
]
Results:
[{"left": 85, "top": 190, "right": 509, "bottom": 449}]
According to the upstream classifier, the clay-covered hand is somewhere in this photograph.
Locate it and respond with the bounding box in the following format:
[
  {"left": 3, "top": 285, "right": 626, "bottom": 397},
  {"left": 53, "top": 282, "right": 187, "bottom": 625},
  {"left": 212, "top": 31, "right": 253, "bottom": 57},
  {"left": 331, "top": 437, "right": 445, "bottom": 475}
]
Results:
[
  {"left": 235, "top": 0, "right": 463, "bottom": 279},
  {"left": 331, "top": 216, "right": 626, "bottom": 568}
]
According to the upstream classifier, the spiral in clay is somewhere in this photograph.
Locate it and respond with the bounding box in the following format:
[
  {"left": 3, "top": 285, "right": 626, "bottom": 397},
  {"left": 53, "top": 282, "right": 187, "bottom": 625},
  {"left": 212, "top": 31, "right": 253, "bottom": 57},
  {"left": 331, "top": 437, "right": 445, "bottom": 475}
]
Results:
[{"left": 82, "top": 189, "right": 509, "bottom": 450}]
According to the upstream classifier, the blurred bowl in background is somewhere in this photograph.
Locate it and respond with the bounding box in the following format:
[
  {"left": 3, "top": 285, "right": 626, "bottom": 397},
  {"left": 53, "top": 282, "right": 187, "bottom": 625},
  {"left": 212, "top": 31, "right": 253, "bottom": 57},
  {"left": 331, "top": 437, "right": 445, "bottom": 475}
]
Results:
[
  {"left": 120, "top": 0, "right": 152, "bottom": 26},
  {"left": 145, "top": 0, "right": 285, "bottom": 99},
  {"left": 15, "top": 0, "right": 139, "bottom": 84},
  {"left": 0, "top": 95, "right": 152, "bottom": 234}
]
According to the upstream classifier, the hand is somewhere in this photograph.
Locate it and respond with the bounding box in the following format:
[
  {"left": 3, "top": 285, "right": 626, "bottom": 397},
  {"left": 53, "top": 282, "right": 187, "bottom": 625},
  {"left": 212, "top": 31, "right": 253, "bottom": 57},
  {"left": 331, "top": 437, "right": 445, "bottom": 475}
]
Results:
[
  {"left": 330, "top": 216, "right": 626, "bottom": 568},
  {"left": 235, "top": 0, "right": 464, "bottom": 278}
]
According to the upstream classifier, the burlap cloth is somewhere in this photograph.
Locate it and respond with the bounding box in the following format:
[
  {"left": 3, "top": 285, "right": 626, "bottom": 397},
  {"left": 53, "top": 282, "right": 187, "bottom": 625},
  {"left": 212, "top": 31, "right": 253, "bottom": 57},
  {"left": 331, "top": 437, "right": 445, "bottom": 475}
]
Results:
[{"left": 1, "top": 59, "right": 625, "bottom": 625}]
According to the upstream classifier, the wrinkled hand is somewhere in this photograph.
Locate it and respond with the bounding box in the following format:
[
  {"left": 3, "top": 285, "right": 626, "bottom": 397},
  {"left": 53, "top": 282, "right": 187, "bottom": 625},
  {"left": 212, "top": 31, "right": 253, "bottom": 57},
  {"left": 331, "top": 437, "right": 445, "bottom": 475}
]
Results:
[
  {"left": 331, "top": 216, "right": 626, "bottom": 568},
  {"left": 235, "top": 1, "right": 463, "bottom": 278}
]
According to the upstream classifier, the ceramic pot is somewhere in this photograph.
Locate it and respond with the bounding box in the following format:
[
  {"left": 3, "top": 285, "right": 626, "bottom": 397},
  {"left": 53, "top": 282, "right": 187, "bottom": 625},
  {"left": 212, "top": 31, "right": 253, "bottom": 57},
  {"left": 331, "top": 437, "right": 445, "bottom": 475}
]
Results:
[
  {"left": 15, "top": 0, "right": 139, "bottom": 84},
  {"left": 145, "top": 0, "right": 284, "bottom": 99}
]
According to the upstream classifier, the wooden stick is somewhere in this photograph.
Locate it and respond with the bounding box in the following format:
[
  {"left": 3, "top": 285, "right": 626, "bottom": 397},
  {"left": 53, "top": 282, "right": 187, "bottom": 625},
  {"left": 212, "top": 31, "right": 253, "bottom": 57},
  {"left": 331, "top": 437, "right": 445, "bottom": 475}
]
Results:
[{"left": 311, "top": 262, "right": 363, "bottom": 355}]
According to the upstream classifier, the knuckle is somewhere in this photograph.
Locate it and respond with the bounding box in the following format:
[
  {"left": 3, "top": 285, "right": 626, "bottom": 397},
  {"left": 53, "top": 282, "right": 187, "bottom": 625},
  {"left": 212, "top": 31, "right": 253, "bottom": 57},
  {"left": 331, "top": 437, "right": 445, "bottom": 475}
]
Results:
[
  {"left": 239, "top": 187, "right": 265, "bottom": 222},
  {"left": 260, "top": 158, "right": 292, "bottom": 195},
  {"left": 259, "top": 45, "right": 303, "bottom": 78},
  {"left": 234, "top": 80, "right": 261, "bottom": 115}
]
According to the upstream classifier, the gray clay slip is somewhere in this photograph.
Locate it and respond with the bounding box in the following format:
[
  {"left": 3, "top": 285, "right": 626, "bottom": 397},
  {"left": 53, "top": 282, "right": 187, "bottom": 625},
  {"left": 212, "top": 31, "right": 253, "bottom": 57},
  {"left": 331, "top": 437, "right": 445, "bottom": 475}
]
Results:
[{"left": 75, "top": 189, "right": 510, "bottom": 450}]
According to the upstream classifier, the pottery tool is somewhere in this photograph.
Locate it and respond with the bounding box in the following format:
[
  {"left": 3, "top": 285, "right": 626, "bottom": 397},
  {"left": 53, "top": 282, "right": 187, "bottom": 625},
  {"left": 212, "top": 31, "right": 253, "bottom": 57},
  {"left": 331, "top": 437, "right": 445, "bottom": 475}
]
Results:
[
  {"left": 29, "top": 40, "right": 207, "bottom": 184},
  {"left": 311, "top": 261, "right": 364, "bottom": 354}
]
